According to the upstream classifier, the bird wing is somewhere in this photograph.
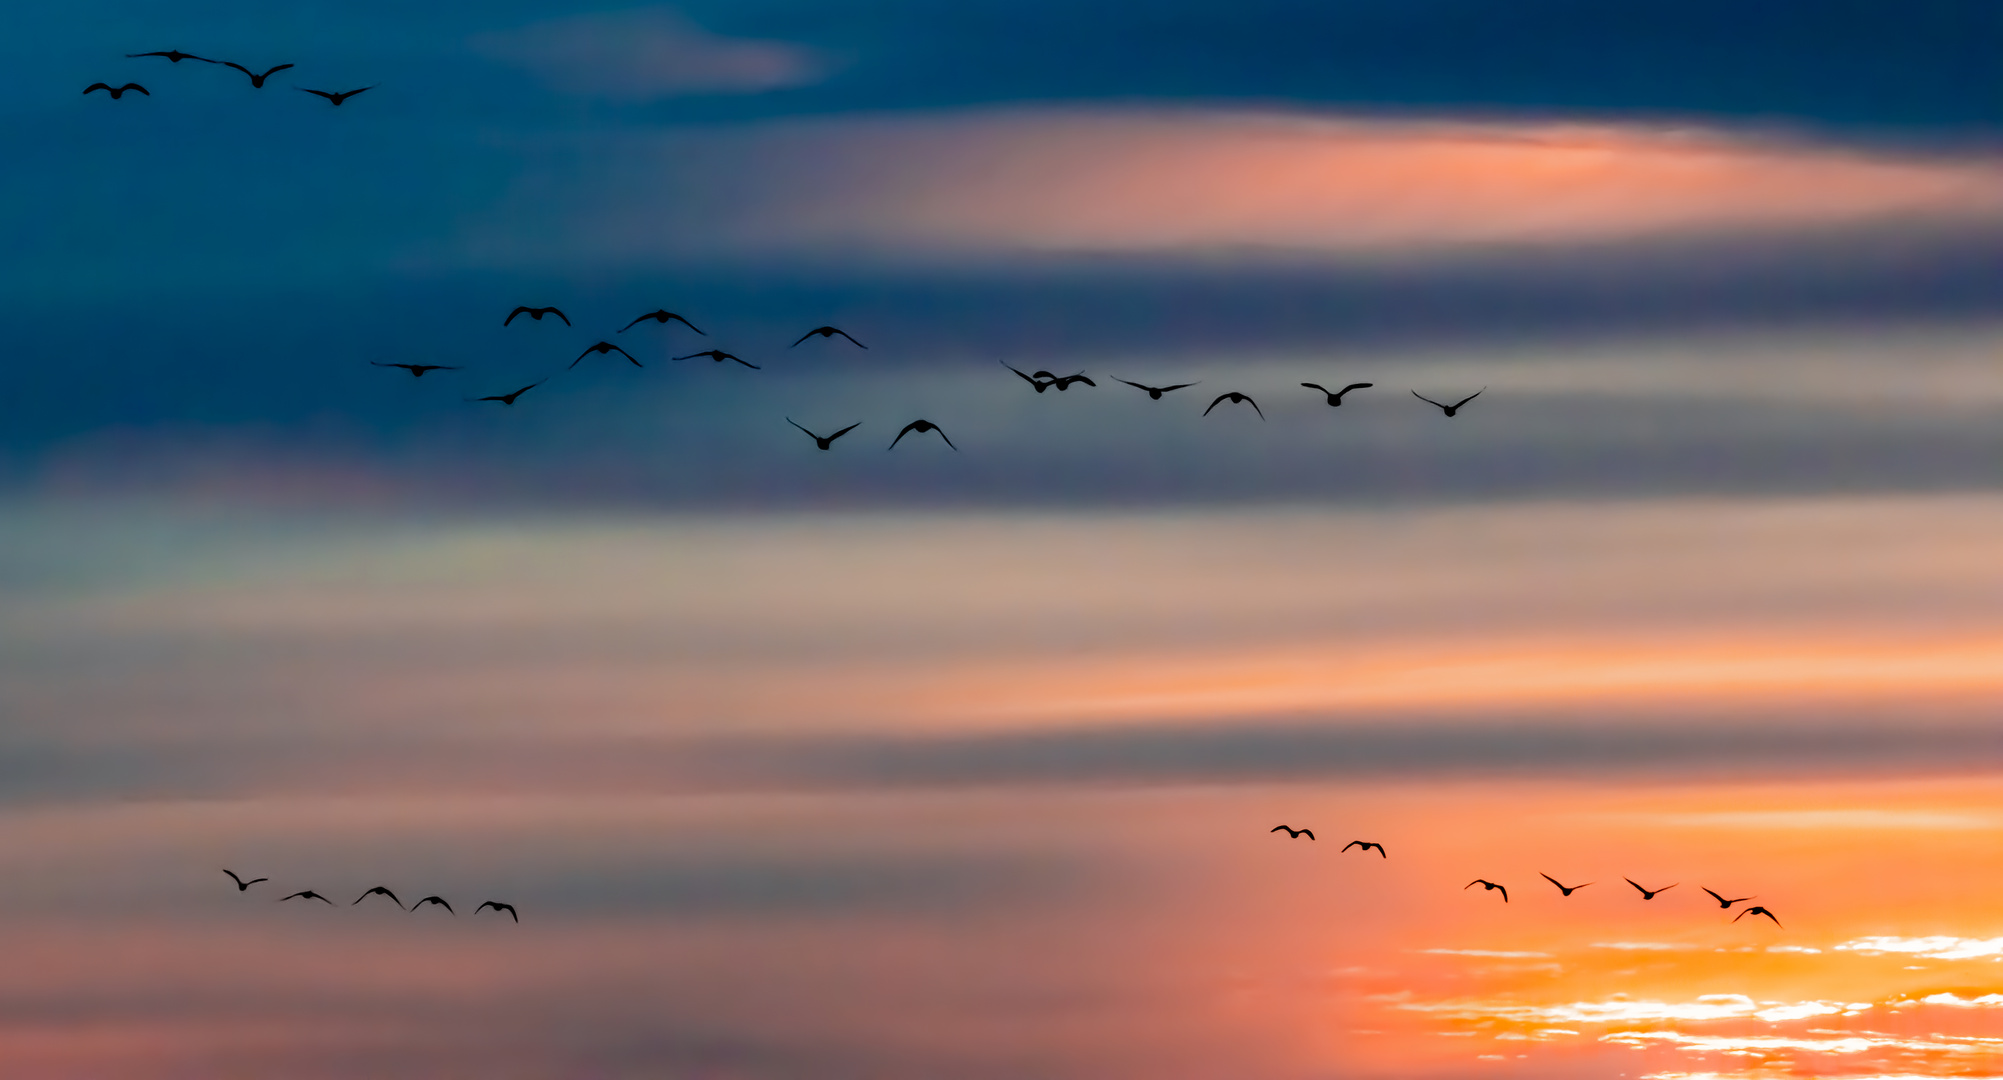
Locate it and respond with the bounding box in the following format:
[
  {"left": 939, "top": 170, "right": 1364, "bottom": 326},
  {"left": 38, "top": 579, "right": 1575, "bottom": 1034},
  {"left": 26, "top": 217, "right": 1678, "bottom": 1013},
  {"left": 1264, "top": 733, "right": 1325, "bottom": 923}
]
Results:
[
  {"left": 220, "top": 61, "right": 251, "bottom": 76},
  {"left": 1301, "top": 382, "right": 1326, "bottom": 392},
  {"left": 934, "top": 427, "right": 958, "bottom": 450},
  {"left": 1703, "top": 888, "right": 1726, "bottom": 903},
  {"left": 504, "top": 306, "right": 531, "bottom": 325},
  {"left": 613, "top": 344, "right": 641, "bottom": 366},
  {"left": 1465, "top": 880, "right": 1483, "bottom": 890},
  {"left": 259, "top": 64, "right": 295, "bottom": 78},
  {"left": 670, "top": 351, "right": 711, "bottom": 361},
  {"left": 790, "top": 329, "right": 821, "bottom": 347},
  {"left": 1341, "top": 382, "right": 1374, "bottom": 393},
  {"left": 1300, "top": 829, "right": 1314, "bottom": 840},
  {"left": 1114, "top": 378, "right": 1151, "bottom": 390},
  {"left": 125, "top": 84, "right": 150, "bottom": 94},
  {"left": 888, "top": 423, "right": 918, "bottom": 449},
  {"left": 1003, "top": 363, "right": 1039, "bottom": 384},
  {"left": 84, "top": 83, "right": 112, "bottom": 93},
  {"left": 1625, "top": 878, "right": 1646, "bottom": 894},
  {"left": 785, "top": 418, "right": 821, "bottom": 440},
  {"left": 1203, "top": 394, "right": 1229, "bottom": 415},
  {"left": 618, "top": 315, "right": 649, "bottom": 333},
  {"left": 224, "top": 870, "right": 244, "bottom": 886},
  {"left": 1070, "top": 374, "right": 1096, "bottom": 386},
  {"left": 510, "top": 383, "right": 541, "bottom": 398},
  {"left": 299, "top": 88, "right": 336, "bottom": 100},
  {"left": 1158, "top": 382, "right": 1197, "bottom": 392},
  {"left": 1412, "top": 391, "right": 1447, "bottom": 409},
  {"left": 1247, "top": 397, "right": 1265, "bottom": 419},
  {"left": 1452, "top": 389, "right": 1485, "bottom": 408},
  {"left": 1499, "top": 885, "right": 1507, "bottom": 902},
  {"left": 833, "top": 329, "right": 867, "bottom": 347},
  {"left": 827, "top": 422, "right": 860, "bottom": 441},
  {"left": 730, "top": 355, "right": 761, "bottom": 369},
  {"left": 1372, "top": 844, "right": 1385, "bottom": 857},
  {"left": 248, "top": 877, "right": 268, "bottom": 885},
  {"left": 1341, "top": 840, "right": 1361, "bottom": 850},
  {"left": 338, "top": 86, "right": 374, "bottom": 100}
]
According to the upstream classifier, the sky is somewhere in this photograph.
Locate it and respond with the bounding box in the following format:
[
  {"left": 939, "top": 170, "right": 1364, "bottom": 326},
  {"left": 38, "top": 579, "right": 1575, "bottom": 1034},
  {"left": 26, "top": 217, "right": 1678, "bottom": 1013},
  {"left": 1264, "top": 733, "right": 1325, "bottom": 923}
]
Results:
[{"left": 4, "top": 2, "right": 2003, "bottom": 1077}]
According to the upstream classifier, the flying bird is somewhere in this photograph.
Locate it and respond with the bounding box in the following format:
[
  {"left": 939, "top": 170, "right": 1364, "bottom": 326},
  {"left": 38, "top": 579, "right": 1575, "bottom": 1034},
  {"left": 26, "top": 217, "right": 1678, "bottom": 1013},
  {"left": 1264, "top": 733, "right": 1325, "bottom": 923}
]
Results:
[
  {"left": 476, "top": 900, "right": 519, "bottom": 923},
  {"left": 888, "top": 419, "right": 956, "bottom": 450},
  {"left": 1003, "top": 362, "right": 1054, "bottom": 393},
  {"left": 222, "top": 869, "right": 267, "bottom": 892},
  {"left": 411, "top": 895, "right": 454, "bottom": 914},
  {"left": 571, "top": 341, "right": 641, "bottom": 369},
  {"left": 671, "top": 349, "right": 760, "bottom": 369},
  {"left": 1114, "top": 378, "right": 1199, "bottom": 400},
  {"left": 1465, "top": 879, "right": 1509, "bottom": 902},
  {"left": 126, "top": 50, "right": 212, "bottom": 63},
  {"left": 83, "top": 83, "right": 148, "bottom": 98},
  {"left": 1412, "top": 389, "right": 1484, "bottom": 417},
  {"left": 619, "top": 310, "right": 704, "bottom": 334},
  {"left": 787, "top": 418, "right": 860, "bottom": 450},
  {"left": 280, "top": 889, "right": 333, "bottom": 904},
  {"left": 1341, "top": 841, "right": 1387, "bottom": 858},
  {"left": 791, "top": 326, "right": 867, "bottom": 349},
  {"left": 1540, "top": 873, "right": 1591, "bottom": 896},
  {"left": 220, "top": 61, "right": 294, "bottom": 88},
  {"left": 1625, "top": 878, "right": 1677, "bottom": 900},
  {"left": 1302, "top": 381, "right": 1374, "bottom": 406},
  {"left": 471, "top": 382, "right": 542, "bottom": 405},
  {"left": 298, "top": 85, "right": 373, "bottom": 105},
  {"left": 1203, "top": 392, "right": 1264, "bottom": 419},
  {"left": 353, "top": 886, "right": 404, "bottom": 910},
  {"left": 371, "top": 361, "right": 460, "bottom": 377},
  {"left": 1271, "top": 826, "right": 1314, "bottom": 840},
  {"left": 503, "top": 306, "right": 569, "bottom": 326},
  {"left": 1049, "top": 373, "right": 1096, "bottom": 391},
  {"left": 1733, "top": 905, "right": 1782, "bottom": 927},
  {"left": 1703, "top": 888, "right": 1755, "bottom": 909}
]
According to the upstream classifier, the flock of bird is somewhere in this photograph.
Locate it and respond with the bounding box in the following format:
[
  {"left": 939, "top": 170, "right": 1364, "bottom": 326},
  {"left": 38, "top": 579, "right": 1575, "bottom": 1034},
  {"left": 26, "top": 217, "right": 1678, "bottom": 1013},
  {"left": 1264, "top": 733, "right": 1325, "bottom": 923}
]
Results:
[
  {"left": 1270, "top": 826, "right": 1784, "bottom": 926},
  {"left": 88, "top": 48, "right": 370, "bottom": 104},
  {"left": 222, "top": 870, "right": 519, "bottom": 922}
]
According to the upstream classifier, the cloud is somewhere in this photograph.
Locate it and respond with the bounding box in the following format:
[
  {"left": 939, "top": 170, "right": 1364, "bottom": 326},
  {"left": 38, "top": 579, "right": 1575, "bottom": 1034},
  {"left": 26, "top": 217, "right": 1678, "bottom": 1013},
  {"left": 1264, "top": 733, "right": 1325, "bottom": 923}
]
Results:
[{"left": 469, "top": 7, "right": 828, "bottom": 99}]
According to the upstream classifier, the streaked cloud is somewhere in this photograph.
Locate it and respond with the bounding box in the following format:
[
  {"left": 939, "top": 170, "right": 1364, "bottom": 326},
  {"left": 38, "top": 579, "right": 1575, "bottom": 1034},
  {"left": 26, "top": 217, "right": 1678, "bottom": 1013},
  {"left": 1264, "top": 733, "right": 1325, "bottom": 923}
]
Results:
[
  {"left": 1834, "top": 936, "right": 2003, "bottom": 960},
  {"left": 469, "top": 7, "right": 829, "bottom": 99}
]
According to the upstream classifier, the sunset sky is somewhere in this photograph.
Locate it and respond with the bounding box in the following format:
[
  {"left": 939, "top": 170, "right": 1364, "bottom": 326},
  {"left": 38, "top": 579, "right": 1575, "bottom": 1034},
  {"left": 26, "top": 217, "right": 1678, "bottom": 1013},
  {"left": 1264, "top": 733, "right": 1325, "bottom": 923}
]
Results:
[{"left": 3, "top": 2, "right": 2002, "bottom": 1077}]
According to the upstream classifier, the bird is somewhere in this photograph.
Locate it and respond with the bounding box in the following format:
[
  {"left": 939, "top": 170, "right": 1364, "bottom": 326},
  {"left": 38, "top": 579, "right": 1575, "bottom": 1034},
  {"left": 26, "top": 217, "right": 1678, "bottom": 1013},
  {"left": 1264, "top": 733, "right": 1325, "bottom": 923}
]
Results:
[
  {"left": 471, "top": 382, "right": 542, "bottom": 405},
  {"left": 298, "top": 86, "right": 373, "bottom": 106},
  {"left": 280, "top": 889, "right": 333, "bottom": 904},
  {"left": 1341, "top": 841, "right": 1387, "bottom": 858},
  {"left": 1114, "top": 378, "right": 1198, "bottom": 400},
  {"left": 1465, "top": 879, "right": 1508, "bottom": 902},
  {"left": 220, "top": 61, "right": 295, "bottom": 88},
  {"left": 1302, "top": 381, "right": 1374, "bottom": 406},
  {"left": 84, "top": 83, "right": 148, "bottom": 99},
  {"left": 888, "top": 419, "right": 956, "bottom": 450},
  {"left": 1733, "top": 905, "right": 1782, "bottom": 927},
  {"left": 1270, "top": 826, "right": 1314, "bottom": 840},
  {"left": 1703, "top": 888, "right": 1755, "bottom": 909},
  {"left": 787, "top": 418, "right": 860, "bottom": 450},
  {"left": 1203, "top": 392, "right": 1264, "bottom": 419},
  {"left": 671, "top": 349, "right": 760, "bottom": 369},
  {"left": 1625, "top": 878, "right": 1676, "bottom": 900},
  {"left": 353, "top": 886, "right": 404, "bottom": 910},
  {"left": 792, "top": 326, "right": 867, "bottom": 349},
  {"left": 503, "top": 306, "right": 569, "bottom": 327},
  {"left": 371, "top": 361, "right": 460, "bottom": 378},
  {"left": 1003, "top": 362, "right": 1054, "bottom": 393},
  {"left": 126, "top": 50, "right": 212, "bottom": 63},
  {"left": 222, "top": 869, "right": 267, "bottom": 892},
  {"left": 1412, "top": 389, "right": 1484, "bottom": 417},
  {"left": 1049, "top": 373, "right": 1096, "bottom": 391},
  {"left": 411, "top": 895, "right": 454, "bottom": 914},
  {"left": 1540, "top": 873, "right": 1591, "bottom": 896},
  {"left": 571, "top": 341, "right": 641, "bottom": 369},
  {"left": 475, "top": 901, "right": 519, "bottom": 923},
  {"left": 619, "top": 310, "right": 704, "bottom": 334}
]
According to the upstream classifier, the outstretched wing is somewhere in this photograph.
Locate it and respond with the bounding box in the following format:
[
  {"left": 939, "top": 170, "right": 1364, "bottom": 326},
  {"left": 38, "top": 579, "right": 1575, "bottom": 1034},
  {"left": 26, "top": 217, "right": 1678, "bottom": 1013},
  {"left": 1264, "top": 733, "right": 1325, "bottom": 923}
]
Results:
[
  {"left": 832, "top": 329, "right": 867, "bottom": 348},
  {"left": 729, "top": 354, "right": 761, "bottom": 369},
  {"left": 1003, "top": 362, "right": 1041, "bottom": 385},
  {"left": 1451, "top": 389, "right": 1484, "bottom": 409},
  {"left": 336, "top": 86, "right": 374, "bottom": 101},
  {"left": 124, "top": 84, "right": 150, "bottom": 94},
  {"left": 504, "top": 306, "right": 532, "bottom": 326},
  {"left": 826, "top": 422, "right": 860, "bottom": 442},
  {"left": 786, "top": 418, "right": 821, "bottom": 440},
  {"left": 1301, "top": 382, "right": 1327, "bottom": 393},
  {"left": 612, "top": 344, "right": 641, "bottom": 366},
  {"left": 790, "top": 329, "right": 822, "bottom": 347},
  {"left": 888, "top": 423, "right": 917, "bottom": 449},
  {"left": 1412, "top": 391, "right": 1447, "bottom": 409},
  {"left": 548, "top": 308, "right": 570, "bottom": 325},
  {"left": 84, "top": 83, "right": 112, "bottom": 94},
  {"left": 1341, "top": 382, "right": 1374, "bottom": 393},
  {"left": 299, "top": 88, "right": 336, "bottom": 101},
  {"left": 1247, "top": 396, "right": 1264, "bottom": 419},
  {"left": 1203, "top": 394, "right": 1229, "bottom": 415},
  {"left": 258, "top": 64, "right": 295, "bottom": 79}
]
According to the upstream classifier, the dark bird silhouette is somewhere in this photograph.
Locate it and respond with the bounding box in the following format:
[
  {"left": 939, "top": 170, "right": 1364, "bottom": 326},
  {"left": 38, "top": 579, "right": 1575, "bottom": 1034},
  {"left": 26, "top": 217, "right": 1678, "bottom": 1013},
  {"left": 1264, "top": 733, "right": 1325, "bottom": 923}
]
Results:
[
  {"left": 471, "top": 382, "right": 542, "bottom": 405},
  {"left": 1465, "top": 879, "right": 1509, "bottom": 902},
  {"left": 299, "top": 86, "right": 373, "bottom": 106},
  {"left": 1342, "top": 840, "right": 1387, "bottom": 858},
  {"left": 280, "top": 889, "right": 333, "bottom": 904},
  {"left": 1203, "top": 392, "right": 1264, "bottom": 419},
  {"left": 371, "top": 361, "right": 460, "bottom": 378},
  {"left": 1413, "top": 389, "right": 1484, "bottom": 417},
  {"left": 220, "top": 61, "right": 295, "bottom": 88},
  {"left": 476, "top": 900, "right": 519, "bottom": 922},
  {"left": 503, "top": 306, "right": 569, "bottom": 327},
  {"left": 787, "top": 418, "right": 860, "bottom": 450},
  {"left": 84, "top": 83, "right": 148, "bottom": 98},
  {"left": 1703, "top": 888, "right": 1755, "bottom": 909},
  {"left": 571, "top": 341, "right": 641, "bottom": 369},
  {"left": 1540, "top": 873, "right": 1592, "bottom": 896},
  {"left": 671, "top": 349, "right": 760, "bottom": 369},
  {"left": 411, "top": 895, "right": 454, "bottom": 914},
  {"left": 1049, "top": 373, "right": 1096, "bottom": 391},
  {"left": 888, "top": 419, "right": 956, "bottom": 450},
  {"left": 1271, "top": 825, "right": 1314, "bottom": 840},
  {"left": 1003, "top": 362, "right": 1054, "bottom": 393},
  {"left": 792, "top": 326, "right": 867, "bottom": 349},
  {"left": 222, "top": 869, "right": 267, "bottom": 892},
  {"left": 127, "top": 50, "right": 212, "bottom": 63},
  {"left": 1114, "top": 378, "right": 1199, "bottom": 400},
  {"left": 1302, "top": 381, "right": 1374, "bottom": 406},
  {"left": 619, "top": 310, "right": 704, "bottom": 334},
  {"left": 353, "top": 886, "right": 404, "bottom": 910},
  {"left": 1625, "top": 878, "right": 1677, "bottom": 900},
  {"left": 1733, "top": 905, "right": 1782, "bottom": 927}
]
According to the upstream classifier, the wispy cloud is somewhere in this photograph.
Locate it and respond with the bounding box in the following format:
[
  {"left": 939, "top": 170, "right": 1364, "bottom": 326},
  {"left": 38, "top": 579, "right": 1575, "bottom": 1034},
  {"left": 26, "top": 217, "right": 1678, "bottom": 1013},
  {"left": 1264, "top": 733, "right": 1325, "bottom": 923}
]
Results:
[
  {"left": 1834, "top": 936, "right": 2003, "bottom": 960},
  {"left": 469, "top": 7, "right": 829, "bottom": 100}
]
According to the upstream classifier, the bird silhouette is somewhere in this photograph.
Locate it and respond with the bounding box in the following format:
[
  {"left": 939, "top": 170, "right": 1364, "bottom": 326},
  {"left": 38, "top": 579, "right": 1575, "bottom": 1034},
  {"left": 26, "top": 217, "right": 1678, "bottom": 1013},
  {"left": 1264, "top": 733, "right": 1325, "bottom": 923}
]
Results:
[
  {"left": 888, "top": 419, "right": 956, "bottom": 450},
  {"left": 1302, "top": 381, "right": 1374, "bottom": 406},
  {"left": 222, "top": 869, "right": 268, "bottom": 892},
  {"left": 84, "top": 83, "right": 148, "bottom": 98},
  {"left": 411, "top": 895, "right": 454, "bottom": 914},
  {"left": 353, "top": 886, "right": 404, "bottom": 910},
  {"left": 787, "top": 418, "right": 860, "bottom": 450},
  {"left": 220, "top": 61, "right": 294, "bottom": 88},
  {"left": 280, "top": 889, "right": 333, "bottom": 904},
  {"left": 476, "top": 900, "right": 519, "bottom": 923},
  {"left": 1271, "top": 825, "right": 1314, "bottom": 840},
  {"left": 1733, "top": 905, "right": 1782, "bottom": 927},
  {"left": 1203, "top": 392, "right": 1264, "bottom": 419},
  {"left": 1341, "top": 841, "right": 1387, "bottom": 858},
  {"left": 1625, "top": 878, "right": 1676, "bottom": 900},
  {"left": 1114, "top": 378, "right": 1199, "bottom": 400},
  {"left": 1703, "top": 888, "right": 1755, "bottom": 909},
  {"left": 127, "top": 50, "right": 212, "bottom": 63},
  {"left": 1540, "top": 873, "right": 1591, "bottom": 896},
  {"left": 1465, "top": 879, "right": 1508, "bottom": 902},
  {"left": 1413, "top": 389, "right": 1484, "bottom": 417},
  {"left": 571, "top": 341, "right": 641, "bottom": 369},
  {"left": 471, "top": 382, "right": 542, "bottom": 405},
  {"left": 503, "top": 306, "right": 569, "bottom": 327},
  {"left": 1049, "top": 373, "right": 1096, "bottom": 391},
  {"left": 299, "top": 86, "right": 373, "bottom": 105},
  {"left": 619, "top": 310, "right": 704, "bottom": 334},
  {"left": 1003, "top": 362, "right": 1055, "bottom": 392},
  {"left": 371, "top": 361, "right": 460, "bottom": 377},
  {"left": 792, "top": 326, "right": 867, "bottom": 349},
  {"left": 671, "top": 349, "right": 760, "bottom": 369}
]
